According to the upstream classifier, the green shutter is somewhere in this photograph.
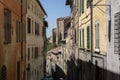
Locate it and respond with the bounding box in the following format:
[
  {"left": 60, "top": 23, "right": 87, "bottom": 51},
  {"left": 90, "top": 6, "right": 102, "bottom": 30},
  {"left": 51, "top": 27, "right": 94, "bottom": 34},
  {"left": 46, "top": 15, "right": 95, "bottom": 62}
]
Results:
[
  {"left": 87, "top": 0, "right": 90, "bottom": 8},
  {"left": 82, "top": 29, "right": 84, "bottom": 48},
  {"left": 82, "top": 0, "right": 84, "bottom": 13},
  {"left": 87, "top": 26, "right": 90, "bottom": 49},
  {"left": 80, "top": 0, "right": 81, "bottom": 14},
  {"left": 80, "top": 29, "right": 81, "bottom": 47}
]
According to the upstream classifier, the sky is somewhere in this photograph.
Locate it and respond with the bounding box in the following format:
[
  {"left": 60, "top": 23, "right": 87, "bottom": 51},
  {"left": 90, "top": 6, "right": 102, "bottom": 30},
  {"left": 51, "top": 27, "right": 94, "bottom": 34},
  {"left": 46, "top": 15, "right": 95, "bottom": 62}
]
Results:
[{"left": 40, "top": 0, "right": 70, "bottom": 38}]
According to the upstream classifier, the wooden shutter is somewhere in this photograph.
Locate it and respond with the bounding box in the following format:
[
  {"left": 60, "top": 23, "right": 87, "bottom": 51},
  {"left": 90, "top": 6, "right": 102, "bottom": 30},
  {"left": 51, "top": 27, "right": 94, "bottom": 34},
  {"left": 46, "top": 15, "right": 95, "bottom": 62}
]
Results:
[
  {"left": 95, "top": 22, "right": 100, "bottom": 49},
  {"left": 114, "top": 12, "right": 120, "bottom": 54},
  {"left": 80, "top": 29, "right": 81, "bottom": 47},
  {"left": 27, "top": 18, "right": 31, "bottom": 33},
  {"left": 74, "top": 29, "right": 76, "bottom": 43},
  {"left": 82, "top": 0, "right": 84, "bottom": 13},
  {"left": 82, "top": 28, "right": 84, "bottom": 48},
  {"left": 87, "top": 26, "right": 90, "bottom": 49},
  {"left": 4, "top": 9, "right": 11, "bottom": 43}
]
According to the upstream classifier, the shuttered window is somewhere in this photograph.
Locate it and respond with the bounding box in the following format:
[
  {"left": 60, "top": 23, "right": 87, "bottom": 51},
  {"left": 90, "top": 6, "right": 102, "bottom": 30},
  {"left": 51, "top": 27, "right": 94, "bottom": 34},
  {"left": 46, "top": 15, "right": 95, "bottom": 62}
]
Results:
[
  {"left": 80, "top": 29, "right": 81, "bottom": 47},
  {"left": 114, "top": 12, "right": 120, "bottom": 54},
  {"left": 27, "top": 18, "right": 31, "bottom": 33},
  {"left": 35, "top": 47, "right": 39, "bottom": 59},
  {"left": 95, "top": 22, "right": 100, "bottom": 49},
  {"left": 23, "top": 24, "right": 26, "bottom": 41},
  {"left": 16, "top": 21, "right": 25, "bottom": 42},
  {"left": 80, "top": 0, "right": 81, "bottom": 14},
  {"left": 80, "top": 29, "right": 82, "bottom": 47},
  {"left": 28, "top": 48, "right": 30, "bottom": 60},
  {"left": 74, "top": 29, "right": 76, "bottom": 43},
  {"left": 35, "top": 22, "right": 39, "bottom": 35},
  {"left": 16, "top": 21, "right": 22, "bottom": 42},
  {"left": 17, "top": 61, "right": 20, "bottom": 80},
  {"left": 81, "top": 0, "right": 84, "bottom": 13},
  {"left": 82, "top": 28, "right": 84, "bottom": 48},
  {"left": 87, "top": 26, "right": 90, "bottom": 49},
  {"left": 4, "top": 8, "right": 12, "bottom": 44},
  {"left": 87, "top": 0, "right": 90, "bottom": 8}
]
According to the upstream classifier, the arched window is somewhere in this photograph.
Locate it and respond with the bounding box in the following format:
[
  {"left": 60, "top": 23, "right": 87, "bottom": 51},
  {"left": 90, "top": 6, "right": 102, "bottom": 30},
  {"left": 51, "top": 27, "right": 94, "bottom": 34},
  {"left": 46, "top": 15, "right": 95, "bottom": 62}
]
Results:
[{"left": 0, "top": 65, "right": 7, "bottom": 80}]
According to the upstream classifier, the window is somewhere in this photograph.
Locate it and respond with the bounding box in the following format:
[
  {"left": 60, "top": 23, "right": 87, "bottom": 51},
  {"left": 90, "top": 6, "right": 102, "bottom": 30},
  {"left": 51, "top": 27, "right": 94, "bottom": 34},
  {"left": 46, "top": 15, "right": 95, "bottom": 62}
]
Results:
[
  {"left": 16, "top": 21, "right": 26, "bottom": 42},
  {"left": 27, "top": 64, "right": 31, "bottom": 80},
  {"left": 32, "top": 20, "right": 33, "bottom": 34},
  {"left": 16, "top": 21, "right": 22, "bottom": 42},
  {"left": 81, "top": 0, "right": 84, "bottom": 13},
  {"left": 34, "top": 47, "right": 39, "bottom": 59},
  {"left": 35, "top": 22, "right": 39, "bottom": 35},
  {"left": 82, "top": 28, "right": 84, "bottom": 48},
  {"left": 27, "top": 18, "right": 31, "bottom": 33},
  {"left": 87, "top": 26, "right": 90, "bottom": 49},
  {"left": 74, "top": 29, "right": 76, "bottom": 43},
  {"left": 28, "top": 48, "right": 30, "bottom": 60},
  {"left": 80, "top": 29, "right": 81, "bottom": 47},
  {"left": 4, "top": 8, "right": 12, "bottom": 44},
  {"left": 22, "top": 24, "right": 26, "bottom": 41},
  {"left": 108, "top": 20, "right": 111, "bottom": 42},
  {"left": 95, "top": 21, "right": 100, "bottom": 49},
  {"left": 87, "top": 0, "right": 90, "bottom": 8},
  {"left": 32, "top": 47, "right": 34, "bottom": 59},
  {"left": 0, "top": 66, "right": 7, "bottom": 80},
  {"left": 42, "top": 27, "right": 45, "bottom": 37},
  {"left": 17, "top": 61, "right": 20, "bottom": 80},
  {"left": 114, "top": 12, "right": 120, "bottom": 54},
  {"left": 80, "top": 0, "right": 82, "bottom": 14}
]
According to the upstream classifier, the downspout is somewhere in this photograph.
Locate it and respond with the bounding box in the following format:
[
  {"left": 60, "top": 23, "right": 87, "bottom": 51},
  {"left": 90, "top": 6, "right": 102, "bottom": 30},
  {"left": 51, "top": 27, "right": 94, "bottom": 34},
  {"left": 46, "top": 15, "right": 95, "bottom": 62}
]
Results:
[
  {"left": 90, "top": 0, "right": 93, "bottom": 63},
  {"left": 43, "top": 14, "right": 48, "bottom": 77},
  {"left": 90, "top": 0, "right": 93, "bottom": 80},
  {"left": 21, "top": 0, "right": 23, "bottom": 61}
]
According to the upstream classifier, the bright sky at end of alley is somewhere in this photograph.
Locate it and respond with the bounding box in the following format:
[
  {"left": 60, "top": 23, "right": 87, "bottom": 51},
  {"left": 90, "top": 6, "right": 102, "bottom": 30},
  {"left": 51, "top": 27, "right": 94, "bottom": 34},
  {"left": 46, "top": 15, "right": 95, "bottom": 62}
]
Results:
[{"left": 40, "top": 0, "right": 70, "bottom": 38}]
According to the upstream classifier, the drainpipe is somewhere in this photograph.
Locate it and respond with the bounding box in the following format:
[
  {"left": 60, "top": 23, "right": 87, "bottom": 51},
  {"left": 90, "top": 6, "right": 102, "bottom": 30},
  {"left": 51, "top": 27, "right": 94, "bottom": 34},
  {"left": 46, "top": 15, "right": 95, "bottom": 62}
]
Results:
[
  {"left": 43, "top": 15, "right": 48, "bottom": 77},
  {"left": 90, "top": 0, "right": 93, "bottom": 80},
  {"left": 90, "top": 0, "right": 93, "bottom": 62},
  {"left": 21, "top": 0, "right": 23, "bottom": 61}
]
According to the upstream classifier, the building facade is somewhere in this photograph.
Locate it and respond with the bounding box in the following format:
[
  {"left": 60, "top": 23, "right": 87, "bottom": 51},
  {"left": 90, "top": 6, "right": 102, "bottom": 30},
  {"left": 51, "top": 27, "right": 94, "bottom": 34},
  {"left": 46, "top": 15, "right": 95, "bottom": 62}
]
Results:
[
  {"left": 66, "top": 0, "right": 107, "bottom": 80},
  {"left": 66, "top": 0, "right": 80, "bottom": 80},
  {"left": 0, "top": 0, "right": 26, "bottom": 80},
  {"left": 78, "top": 0, "right": 107, "bottom": 80},
  {"left": 52, "top": 28, "right": 57, "bottom": 44},
  {"left": 56, "top": 17, "right": 71, "bottom": 45},
  {"left": 26, "top": 0, "right": 47, "bottom": 80},
  {"left": 106, "top": 0, "right": 120, "bottom": 80}
]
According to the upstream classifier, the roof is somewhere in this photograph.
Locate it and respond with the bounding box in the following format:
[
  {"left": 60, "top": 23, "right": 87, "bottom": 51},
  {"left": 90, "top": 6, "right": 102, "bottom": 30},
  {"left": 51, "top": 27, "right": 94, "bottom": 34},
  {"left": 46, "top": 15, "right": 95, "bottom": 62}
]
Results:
[
  {"left": 66, "top": 0, "right": 71, "bottom": 5},
  {"left": 36, "top": 0, "right": 47, "bottom": 15}
]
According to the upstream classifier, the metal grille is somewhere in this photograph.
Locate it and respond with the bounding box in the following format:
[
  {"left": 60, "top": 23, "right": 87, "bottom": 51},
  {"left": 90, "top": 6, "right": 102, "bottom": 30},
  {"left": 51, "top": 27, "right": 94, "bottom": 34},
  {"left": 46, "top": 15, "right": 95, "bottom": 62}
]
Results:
[{"left": 0, "top": 66, "right": 7, "bottom": 80}]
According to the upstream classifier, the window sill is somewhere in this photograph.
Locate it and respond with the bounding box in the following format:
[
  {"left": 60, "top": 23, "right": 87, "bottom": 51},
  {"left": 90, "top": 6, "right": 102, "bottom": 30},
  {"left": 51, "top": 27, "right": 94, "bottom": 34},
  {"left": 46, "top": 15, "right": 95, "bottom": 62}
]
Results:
[
  {"left": 86, "top": 49, "right": 91, "bottom": 52},
  {"left": 79, "top": 48, "right": 85, "bottom": 51},
  {"left": 94, "top": 49, "right": 100, "bottom": 53}
]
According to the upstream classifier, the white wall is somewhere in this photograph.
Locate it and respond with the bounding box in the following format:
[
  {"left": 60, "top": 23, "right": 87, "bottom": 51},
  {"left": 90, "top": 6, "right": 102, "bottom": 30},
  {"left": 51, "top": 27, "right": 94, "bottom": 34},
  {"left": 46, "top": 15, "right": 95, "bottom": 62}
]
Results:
[{"left": 106, "top": 0, "right": 120, "bottom": 77}]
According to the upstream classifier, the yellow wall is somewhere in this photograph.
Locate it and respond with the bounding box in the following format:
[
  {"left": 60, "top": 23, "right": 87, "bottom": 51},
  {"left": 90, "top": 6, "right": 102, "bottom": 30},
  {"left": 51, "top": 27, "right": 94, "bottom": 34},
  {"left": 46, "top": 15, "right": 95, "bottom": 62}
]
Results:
[{"left": 79, "top": 0, "right": 106, "bottom": 54}]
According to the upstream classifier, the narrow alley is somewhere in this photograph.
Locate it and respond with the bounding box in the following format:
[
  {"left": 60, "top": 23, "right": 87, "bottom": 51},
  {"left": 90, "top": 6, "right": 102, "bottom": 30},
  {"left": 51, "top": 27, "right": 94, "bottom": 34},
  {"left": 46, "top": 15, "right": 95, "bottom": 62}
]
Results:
[{"left": 0, "top": 0, "right": 120, "bottom": 80}]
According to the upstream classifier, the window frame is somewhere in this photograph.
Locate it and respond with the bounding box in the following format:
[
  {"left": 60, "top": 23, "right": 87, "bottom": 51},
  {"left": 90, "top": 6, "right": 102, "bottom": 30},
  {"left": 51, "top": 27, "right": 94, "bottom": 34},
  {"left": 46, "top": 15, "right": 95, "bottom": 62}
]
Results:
[
  {"left": 4, "top": 8, "right": 12, "bottom": 44},
  {"left": 87, "top": 25, "right": 91, "bottom": 49},
  {"left": 95, "top": 20, "right": 100, "bottom": 51}
]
